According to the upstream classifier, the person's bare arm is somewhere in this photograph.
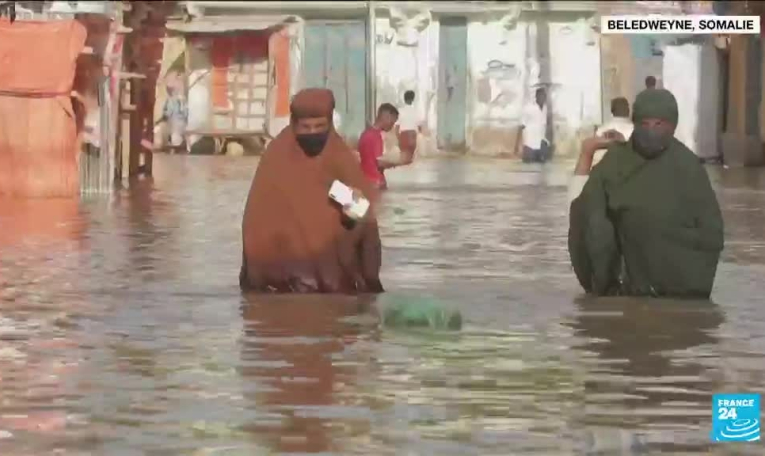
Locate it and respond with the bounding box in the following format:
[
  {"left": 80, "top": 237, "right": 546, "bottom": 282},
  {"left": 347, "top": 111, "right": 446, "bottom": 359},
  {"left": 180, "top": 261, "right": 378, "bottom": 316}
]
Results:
[
  {"left": 378, "top": 162, "right": 397, "bottom": 171},
  {"left": 575, "top": 130, "right": 625, "bottom": 175},
  {"left": 397, "top": 131, "right": 416, "bottom": 166},
  {"left": 377, "top": 126, "right": 404, "bottom": 170},
  {"left": 569, "top": 131, "right": 623, "bottom": 209},
  {"left": 575, "top": 139, "right": 600, "bottom": 176}
]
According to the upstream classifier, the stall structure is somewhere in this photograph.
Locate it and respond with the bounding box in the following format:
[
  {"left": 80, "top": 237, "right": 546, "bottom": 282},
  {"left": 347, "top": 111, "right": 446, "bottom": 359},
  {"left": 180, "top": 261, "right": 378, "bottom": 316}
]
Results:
[{"left": 165, "top": 13, "right": 297, "bottom": 155}]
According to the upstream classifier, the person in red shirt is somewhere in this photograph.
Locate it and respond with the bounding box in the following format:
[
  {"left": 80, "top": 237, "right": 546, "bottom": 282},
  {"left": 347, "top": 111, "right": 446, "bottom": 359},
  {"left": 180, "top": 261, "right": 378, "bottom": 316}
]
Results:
[{"left": 358, "top": 103, "right": 398, "bottom": 189}]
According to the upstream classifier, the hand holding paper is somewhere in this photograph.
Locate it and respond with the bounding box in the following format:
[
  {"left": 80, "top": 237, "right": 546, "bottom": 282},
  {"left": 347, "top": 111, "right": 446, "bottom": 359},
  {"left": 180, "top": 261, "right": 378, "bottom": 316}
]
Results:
[{"left": 329, "top": 180, "right": 370, "bottom": 221}]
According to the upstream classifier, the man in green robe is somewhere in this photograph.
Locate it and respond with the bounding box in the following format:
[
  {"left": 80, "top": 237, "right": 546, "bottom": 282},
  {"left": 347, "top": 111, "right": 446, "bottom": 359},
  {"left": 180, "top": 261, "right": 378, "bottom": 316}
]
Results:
[{"left": 568, "top": 89, "right": 724, "bottom": 298}]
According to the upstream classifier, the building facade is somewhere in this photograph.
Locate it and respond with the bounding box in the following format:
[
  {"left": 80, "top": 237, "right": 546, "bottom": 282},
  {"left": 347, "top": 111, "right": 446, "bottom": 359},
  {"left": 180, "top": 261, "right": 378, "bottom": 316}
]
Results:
[
  {"left": 714, "top": 1, "right": 765, "bottom": 166},
  {"left": 599, "top": 1, "right": 723, "bottom": 160},
  {"left": 172, "top": 1, "right": 728, "bottom": 159}
]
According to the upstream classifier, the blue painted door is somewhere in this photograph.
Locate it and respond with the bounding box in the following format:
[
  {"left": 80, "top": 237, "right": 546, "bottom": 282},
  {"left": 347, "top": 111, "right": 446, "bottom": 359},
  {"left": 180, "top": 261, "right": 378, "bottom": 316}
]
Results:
[
  {"left": 303, "top": 21, "right": 368, "bottom": 143},
  {"left": 437, "top": 17, "right": 468, "bottom": 151}
]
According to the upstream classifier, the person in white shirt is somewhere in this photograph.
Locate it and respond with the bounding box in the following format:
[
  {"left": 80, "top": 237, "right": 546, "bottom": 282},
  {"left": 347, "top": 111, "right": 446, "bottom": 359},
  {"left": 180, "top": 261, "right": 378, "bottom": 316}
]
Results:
[
  {"left": 396, "top": 90, "right": 420, "bottom": 165},
  {"left": 518, "top": 88, "right": 551, "bottom": 163},
  {"left": 397, "top": 91, "right": 420, "bottom": 132},
  {"left": 593, "top": 97, "right": 634, "bottom": 166},
  {"left": 597, "top": 97, "right": 633, "bottom": 143},
  {"left": 378, "top": 90, "right": 420, "bottom": 168},
  {"left": 568, "top": 97, "right": 634, "bottom": 208}
]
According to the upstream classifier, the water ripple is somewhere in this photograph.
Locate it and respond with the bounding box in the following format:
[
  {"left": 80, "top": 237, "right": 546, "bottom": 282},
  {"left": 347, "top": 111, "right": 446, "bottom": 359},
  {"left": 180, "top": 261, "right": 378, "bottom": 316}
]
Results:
[{"left": 0, "top": 157, "right": 763, "bottom": 454}]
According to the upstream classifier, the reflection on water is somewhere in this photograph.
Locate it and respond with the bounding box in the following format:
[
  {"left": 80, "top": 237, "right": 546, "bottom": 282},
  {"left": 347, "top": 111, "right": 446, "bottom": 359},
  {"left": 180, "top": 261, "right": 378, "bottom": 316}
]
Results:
[
  {"left": 568, "top": 298, "right": 724, "bottom": 454},
  {"left": 0, "top": 156, "right": 764, "bottom": 455},
  {"left": 239, "top": 296, "right": 380, "bottom": 454}
]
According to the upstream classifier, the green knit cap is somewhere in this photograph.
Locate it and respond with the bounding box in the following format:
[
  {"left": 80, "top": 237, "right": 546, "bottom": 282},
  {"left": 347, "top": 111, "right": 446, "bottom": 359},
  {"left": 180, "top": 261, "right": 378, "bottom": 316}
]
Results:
[{"left": 632, "top": 88, "right": 679, "bottom": 125}]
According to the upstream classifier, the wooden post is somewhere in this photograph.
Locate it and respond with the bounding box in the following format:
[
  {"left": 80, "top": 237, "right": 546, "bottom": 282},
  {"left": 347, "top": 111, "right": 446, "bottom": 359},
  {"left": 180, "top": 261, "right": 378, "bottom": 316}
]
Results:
[
  {"left": 184, "top": 35, "right": 193, "bottom": 154},
  {"left": 121, "top": 0, "right": 144, "bottom": 179},
  {"left": 761, "top": 29, "right": 765, "bottom": 143},
  {"left": 143, "top": 126, "right": 154, "bottom": 174},
  {"left": 129, "top": 77, "right": 142, "bottom": 177},
  {"left": 117, "top": 1, "right": 133, "bottom": 182},
  {"left": 110, "top": 6, "right": 127, "bottom": 183},
  {"left": 120, "top": 79, "right": 132, "bottom": 180},
  {"left": 93, "top": 76, "right": 113, "bottom": 194},
  {"left": 726, "top": 35, "right": 747, "bottom": 137}
]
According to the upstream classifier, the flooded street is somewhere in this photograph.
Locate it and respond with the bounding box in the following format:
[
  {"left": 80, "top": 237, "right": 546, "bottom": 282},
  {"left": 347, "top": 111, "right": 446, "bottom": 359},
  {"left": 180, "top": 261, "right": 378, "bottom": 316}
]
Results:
[{"left": 1, "top": 155, "right": 764, "bottom": 455}]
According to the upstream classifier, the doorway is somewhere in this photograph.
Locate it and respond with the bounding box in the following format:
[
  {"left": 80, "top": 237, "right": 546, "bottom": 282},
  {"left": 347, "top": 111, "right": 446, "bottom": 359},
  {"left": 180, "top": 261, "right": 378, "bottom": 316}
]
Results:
[
  {"left": 437, "top": 16, "right": 468, "bottom": 151},
  {"left": 303, "top": 21, "right": 368, "bottom": 143}
]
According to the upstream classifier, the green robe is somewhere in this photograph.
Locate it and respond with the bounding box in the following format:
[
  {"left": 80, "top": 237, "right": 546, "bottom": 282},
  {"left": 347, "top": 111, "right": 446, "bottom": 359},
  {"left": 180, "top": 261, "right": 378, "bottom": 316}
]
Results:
[{"left": 568, "top": 93, "right": 724, "bottom": 298}]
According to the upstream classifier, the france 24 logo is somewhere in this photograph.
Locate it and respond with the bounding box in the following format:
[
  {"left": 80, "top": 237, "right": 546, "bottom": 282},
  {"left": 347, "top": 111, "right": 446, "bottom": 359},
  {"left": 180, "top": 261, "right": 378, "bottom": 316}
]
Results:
[{"left": 712, "top": 393, "right": 760, "bottom": 442}]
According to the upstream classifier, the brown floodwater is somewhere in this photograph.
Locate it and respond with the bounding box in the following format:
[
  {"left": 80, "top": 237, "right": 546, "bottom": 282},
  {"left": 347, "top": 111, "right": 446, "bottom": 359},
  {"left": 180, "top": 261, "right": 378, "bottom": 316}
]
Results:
[{"left": 0, "top": 155, "right": 763, "bottom": 455}]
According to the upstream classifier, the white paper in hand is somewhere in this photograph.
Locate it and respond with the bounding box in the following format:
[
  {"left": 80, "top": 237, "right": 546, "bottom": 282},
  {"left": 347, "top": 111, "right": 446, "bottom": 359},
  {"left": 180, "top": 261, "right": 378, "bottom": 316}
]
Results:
[
  {"left": 329, "top": 180, "right": 354, "bottom": 206},
  {"left": 328, "top": 180, "right": 369, "bottom": 220},
  {"left": 347, "top": 198, "right": 370, "bottom": 220}
]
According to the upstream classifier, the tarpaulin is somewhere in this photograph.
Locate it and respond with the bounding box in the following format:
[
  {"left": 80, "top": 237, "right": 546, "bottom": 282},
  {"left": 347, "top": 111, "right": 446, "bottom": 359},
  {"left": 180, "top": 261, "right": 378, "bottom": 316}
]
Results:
[
  {"left": 210, "top": 33, "right": 270, "bottom": 110},
  {"left": 271, "top": 29, "right": 291, "bottom": 117},
  {"left": 237, "top": 32, "right": 268, "bottom": 61},
  {"left": 0, "top": 19, "right": 87, "bottom": 197},
  {"left": 210, "top": 36, "right": 233, "bottom": 109}
]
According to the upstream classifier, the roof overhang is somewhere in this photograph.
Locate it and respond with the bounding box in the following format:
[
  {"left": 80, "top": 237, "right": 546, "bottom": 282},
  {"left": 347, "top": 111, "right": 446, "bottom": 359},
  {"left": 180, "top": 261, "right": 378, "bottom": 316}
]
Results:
[{"left": 166, "top": 15, "right": 299, "bottom": 34}]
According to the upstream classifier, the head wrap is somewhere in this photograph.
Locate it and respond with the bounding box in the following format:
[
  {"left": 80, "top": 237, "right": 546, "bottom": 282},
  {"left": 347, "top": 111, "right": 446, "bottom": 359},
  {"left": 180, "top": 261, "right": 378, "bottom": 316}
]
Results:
[
  {"left": 632, "top": 89, "right": 679, "bottom": 126},
  {"left": 290, "top": 88, "right": 335, "bottom": 120}
]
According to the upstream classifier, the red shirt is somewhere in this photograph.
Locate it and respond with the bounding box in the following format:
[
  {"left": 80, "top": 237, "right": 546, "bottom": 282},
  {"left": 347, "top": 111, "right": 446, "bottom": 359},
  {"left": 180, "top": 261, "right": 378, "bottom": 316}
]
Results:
[{"left": 358, "top": 126, "right": 386, "bottom": 188}]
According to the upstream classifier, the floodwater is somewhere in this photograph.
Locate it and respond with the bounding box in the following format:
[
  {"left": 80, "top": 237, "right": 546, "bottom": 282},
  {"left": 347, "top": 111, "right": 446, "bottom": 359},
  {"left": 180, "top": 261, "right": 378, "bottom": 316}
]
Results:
[{"left": 0, "top": 155, "right": 764, "bottom": 455}]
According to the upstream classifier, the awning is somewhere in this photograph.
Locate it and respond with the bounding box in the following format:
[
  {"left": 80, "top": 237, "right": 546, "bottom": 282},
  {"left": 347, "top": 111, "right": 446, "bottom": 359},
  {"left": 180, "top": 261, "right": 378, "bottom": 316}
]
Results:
[{"left": 166, "top": 15, "right": 299, "bottom": 34}]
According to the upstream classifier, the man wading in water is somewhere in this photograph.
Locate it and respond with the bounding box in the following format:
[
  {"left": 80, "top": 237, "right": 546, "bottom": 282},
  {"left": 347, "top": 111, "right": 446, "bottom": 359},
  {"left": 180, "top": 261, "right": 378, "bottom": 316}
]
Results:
[
  {"left": 358, "top": 103, "right": 399, "bottom": 190},
  {"left": 517, "top": 87, "right": 552, "bottom": 163}
]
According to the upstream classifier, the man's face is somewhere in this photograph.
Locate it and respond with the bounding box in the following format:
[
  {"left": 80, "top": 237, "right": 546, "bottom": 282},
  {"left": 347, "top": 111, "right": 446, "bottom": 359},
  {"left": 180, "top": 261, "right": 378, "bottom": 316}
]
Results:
[
  {"left": 294, "top": 117, "right": 330, "bottom": 135},
  {"left": 165, "top": 71, "right": 184, "bottom": 95},
  {"left": 379, "top": 112, "right": 398, "bottom": 132},
  {"left": 536, "top": 91, "right": 546, "bottom": 106},
  {"left": 640, "top": 118, "right": 674, "bottom": 135},
  {"left": 632, "top": 117, "right": 675, "bottom": 158},
  {"left": 293, "top": 116, "right": 331, "bottom": 157}
]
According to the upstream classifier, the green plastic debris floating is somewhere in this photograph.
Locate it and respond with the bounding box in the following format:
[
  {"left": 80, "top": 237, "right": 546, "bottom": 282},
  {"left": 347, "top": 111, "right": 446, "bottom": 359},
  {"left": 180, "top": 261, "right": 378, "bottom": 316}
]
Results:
[{"left": 382, "top": 296, "right": 462, "bottom": 331}]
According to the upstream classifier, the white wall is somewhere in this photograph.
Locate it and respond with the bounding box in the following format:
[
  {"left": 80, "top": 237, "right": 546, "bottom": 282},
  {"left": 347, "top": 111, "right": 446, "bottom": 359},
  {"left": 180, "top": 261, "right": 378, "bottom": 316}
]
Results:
[
  {"left": 548, "top": 19, "right": 602, "bottom": 151},
  {"left": 467, "top": 18, "right": 601, "bottom": 156},
  {"left": 662, "top": 41, "right": 720, "bottom": 158},
  {"left": 356, "top": 13, "right": 603, "bottom": 156},
  {"left": 374, "top": 16, "right": 439, "bottom": 155},
  {"left": 468, "top": 19, "right": 528, "bottom": 138},
  {"left": 374, "top": 16, "right": 439, "bottom": 133}
]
